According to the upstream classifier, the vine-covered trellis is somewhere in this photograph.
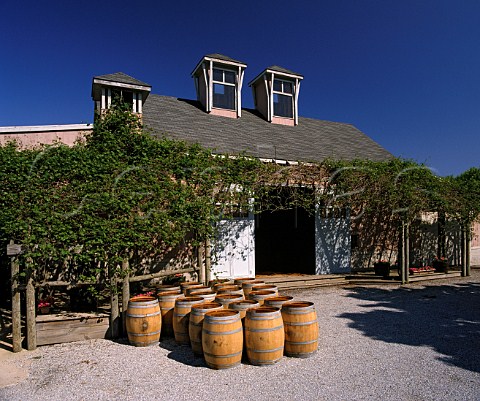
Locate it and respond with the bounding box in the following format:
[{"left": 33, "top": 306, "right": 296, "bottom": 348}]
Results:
[{"left": 1, "top": 104, "right": 479, "bottom": 351}]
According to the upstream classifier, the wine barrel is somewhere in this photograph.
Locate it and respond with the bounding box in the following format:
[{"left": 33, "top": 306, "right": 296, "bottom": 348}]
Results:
[
  {"left": 251, "top": 284, "right": 278, "bottom": 296},
  {"left": 233, "top": 277, "right": 256, "bottom": 286},
  {"left": 157, "top": 291, "right": 184, "bottom": 338},
  {"left": 202, "top": 310, "right": 243, "bottom": 369},
  {"left": 242, "top": 280, "right": 265, "bottom": 297},
  {"left": 126, "top": 296, "right": 161, "bottom": 347},
  {"left": 208, "top": 278, "right": 231, "bottom": 287},
  {"left": 185, "top": 286, "right": 210, "bottom": 296},
  {"left": 173, "top": 297, "right": 204, "bottom": 345},
  {"left": 212, "top": 281, "right": 234, "bottom": 292},
  {"left": 155, "top": 284, "right": 181, "bottom": 294},
  {"left": 229, "top": 299, "right": 261, "bottom": 357},
  {"left": 188, "top": 288, "right": 217, "bottom": 302},
  {"left": 180, "top": 282, "right": 203, "bottom": 295},
  {"left": 228, "top": 300, "right": 260, "bottom": 320},
  {"left": 216, "top": 285, "right": 244, "bottom": 298},
  {"left": 264, "top": 296, "right": 294, "bottom": 309},
  {"left": 189, "top": 302, "right": 224, "bottom": 355},
  {"left": 248, "top": 290, "right": 277, "bottom": 306},
  {"left": 215, "top": 294, "right": 244, "bottom": 309},
  {"left": 281, "top": 301, "right": 319, "bottom": 358},
  {"left": 244, "top": 307, "right": 284, "bottom": 365}
]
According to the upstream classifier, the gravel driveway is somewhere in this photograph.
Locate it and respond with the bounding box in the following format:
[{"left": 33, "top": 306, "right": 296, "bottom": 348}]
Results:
[{"left": 1, "top": 271, "right": 479, "bottom": 401}]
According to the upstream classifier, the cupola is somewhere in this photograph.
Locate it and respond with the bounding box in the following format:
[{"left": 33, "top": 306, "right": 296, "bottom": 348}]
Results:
[
  {"left": 249, "top": 66, "right": 303, "bottom": 126},
  {"left": 191, "top": 54, "right": 247, "bottom": 118},
  {"left": 91, "top": 72, "right": 151, "bottom": 118}
]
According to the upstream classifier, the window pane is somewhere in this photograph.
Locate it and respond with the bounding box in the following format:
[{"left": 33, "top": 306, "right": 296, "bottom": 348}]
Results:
[
  {"left": 122, "top": 91, "right": 133, "bottom": 106},
  {"left": 224, "top": 70, "right": 235, "bottom": 84},
  {"left": 214, "top": 83, "right": 225, "bottom": 95},
  {"left": 213, "top": 69, "right": 223, "bottom": 82},
  {"left": 111, "top": 89, "right": 121, "bottom": 105},
  {"left": 273, "top": 93, "right": 293, "bottom": 117},
  {"left": 283, "top": 82, "right": 293, "bottom": 94},
  {"left": 273, "top": 79, "right": 282, "bottom": 92},
  {"left": 213, "top": 84, "right": 235, "bottom": 110}
]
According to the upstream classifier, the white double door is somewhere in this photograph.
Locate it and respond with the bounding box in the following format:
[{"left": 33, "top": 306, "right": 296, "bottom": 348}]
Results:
[{"left": 211, "top": 215, "right": 255, "bottom": 279}]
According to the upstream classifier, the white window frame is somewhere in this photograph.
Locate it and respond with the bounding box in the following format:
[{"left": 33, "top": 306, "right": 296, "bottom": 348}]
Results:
[
  {"left": 212, "top": 68, "right": 237, "bottom": 110},
  {"left": 272, "top": 78, "right": 294, "bottom": 118}
]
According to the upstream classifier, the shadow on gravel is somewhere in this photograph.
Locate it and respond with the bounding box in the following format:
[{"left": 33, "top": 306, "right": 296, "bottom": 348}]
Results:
[
  {"left": 338, "top": 281, "right": 480, "bottom": 373},
  {"left": 159, "top": 338, "right": 208, "bottom": 368}
]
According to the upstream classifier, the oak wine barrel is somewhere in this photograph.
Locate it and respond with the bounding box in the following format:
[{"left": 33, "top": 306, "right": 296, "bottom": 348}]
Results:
[{"left": 126, "top": 296, "right": 161, "bottom": 347}]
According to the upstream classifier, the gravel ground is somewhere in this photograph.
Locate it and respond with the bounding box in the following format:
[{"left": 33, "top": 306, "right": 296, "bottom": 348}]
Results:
[{"left": 1, "top": 271, "right": 479, "bottom": 401}]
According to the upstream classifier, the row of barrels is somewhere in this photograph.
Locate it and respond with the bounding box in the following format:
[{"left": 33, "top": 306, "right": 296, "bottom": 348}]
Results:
[{"left": 125, "top": 278, "right": 319, "bottom": 369}]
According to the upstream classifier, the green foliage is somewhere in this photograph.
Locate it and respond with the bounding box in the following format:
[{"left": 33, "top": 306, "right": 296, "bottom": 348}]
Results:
[{"left": 1, "top": 102, "right": 479, "bottom": 288}]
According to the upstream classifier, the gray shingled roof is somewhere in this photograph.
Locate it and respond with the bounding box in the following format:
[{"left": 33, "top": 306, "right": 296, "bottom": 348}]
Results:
[
  {"left": 205, "top": 53, "right": 246, "bottom": 65},
  {"left": 267, "top": 65, "right": 303, "bottom": 77},
  {"left": 94, "top": 72, "right": 151, "bottom": 87},
  {"left": 143, "top": 95, "right": 392, "bottom": 163}
]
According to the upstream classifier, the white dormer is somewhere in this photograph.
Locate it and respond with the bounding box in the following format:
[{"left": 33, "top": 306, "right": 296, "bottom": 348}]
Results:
[
  {"left": 91, "top": 72, "right": 151, "bottom": 117},
  {"left": 249, "top": 66, "right": 303, "bottom": 126},
  {"left": 191, "top": 54, "right": 247, "bottom": 119}
]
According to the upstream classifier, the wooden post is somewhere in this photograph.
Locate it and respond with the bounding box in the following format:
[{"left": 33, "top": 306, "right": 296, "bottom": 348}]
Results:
[
  {"left": 405, "top": 223, "right": 410, "bottom": 284},
  {"left": 197, "top": 245, "right": 205, "bottom": 285},
  {"left": 8, "top": 241, "right": 22, "bottom": 353},
  {"left": 26, "top": 272, "right": 36, "bottom": 350},
  {"left": 461, "top": 225, "right": 467, "bottom": 277},
  {"left": 205, "top": 239, "right": 212, "bottom": 285},
  {"left": 109, "top": 282, "right": 120, "bottom": 339},
  {"left": 11, "top": 255, "right": 22, "bottom": 352},
  {"left": 466, "top": 223, "right": 471, "bottom": 277},
  {"left": 122, "top": 258, "right": 130, "bottom": 337},
  {"left": 400, "top": 222, "right": 406, "bottom": 285}
]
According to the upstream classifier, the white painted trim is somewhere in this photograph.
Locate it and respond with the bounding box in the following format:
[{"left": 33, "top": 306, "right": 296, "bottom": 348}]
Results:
[
  {"left": 294, "top": 79, "right": 300, "bottom": 125},
  {"left": 208, "top": 60, "right": 213, "bottom": 112},
  {"left": 0, "top": 124, "right": 93, "bottom": 134},
  {"left": 133, "top": 93, "right": 137, "bottom": 113},
  {"left": 92, "top": 78, "right": 151, "bottom": 92},
  {"left": 270, "top": 72, "right": 275, "bottom": 122},
  {"left": 107, "top": 88, "right": 112, "bottom": 108},
  {"left": 101, "top": 88, "right": 106, "bottom": 109},
  {"left": 248, "top": 69, "right": 303, "bottom": 87},
  {"left": 263, "top": 74, "right": 270, "bottom": 121},
  {"left": 138, "top": 92, "right": 143, "bottom": 114},
  {"left": 238, "top": 67, "right": 244, "bottom": 118},
  {"left": 191, "top": 56, "right": 247, "bottom": 76},
  {"left": 265, "top": 70, "right": 303, "bottom": 80}
]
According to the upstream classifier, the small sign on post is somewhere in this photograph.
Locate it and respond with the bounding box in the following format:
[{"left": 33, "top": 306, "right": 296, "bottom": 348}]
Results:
[{"left": 7, "top": 243, "right": 23, "bottom": 256}]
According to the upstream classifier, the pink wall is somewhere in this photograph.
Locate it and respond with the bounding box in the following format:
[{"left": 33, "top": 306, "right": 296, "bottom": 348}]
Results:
[
  {"left": 0, "top": 128, "right": 92, "bottom": 148},
  {"left": 472, "top": 222, "right": 480, "bottom": 248},
  {"left": 272, "top": 116, "right": 295, "bottom": 126},
  {"left": 210, "top": 108, "right": 237, "bottom": 119},
  {"left": 253, "top": 80, "right": 268, "bottom": 121}
]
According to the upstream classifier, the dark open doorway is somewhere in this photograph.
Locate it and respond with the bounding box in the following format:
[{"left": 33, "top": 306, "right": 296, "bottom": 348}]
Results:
[{"left": 255, "top": 202, "right": 315, "bottom": 275}]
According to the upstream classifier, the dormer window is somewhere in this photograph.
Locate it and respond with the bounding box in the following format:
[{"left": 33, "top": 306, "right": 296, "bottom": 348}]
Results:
[
  {"left": 91, "top": 72, "right": 151, "bottom": 118},
  {"left": 111, "top": 89, "right": 134, "bottom": 109},
  {"left": 249, "top": 66, "right": 303, "bottom": 126},
  {"left": 192, "top": 54, "right": 247, "bottom": 118},
  {"left": 273, "top": 79, "right": 294, "bottom": 118},
  {"left": 213, "top": 68, "right": 236, "bottom": 110}
]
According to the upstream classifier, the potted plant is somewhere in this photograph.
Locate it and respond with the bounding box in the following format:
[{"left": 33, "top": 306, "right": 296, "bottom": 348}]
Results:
[
  {"left": 373, "top": 260, "right": 390, "bottom": 278},
  {"left": 38, "top": 298, "right": 53, "bottom": 314},
  {"left": 432, "top": 256, "right": 449, "bottom": 273}
]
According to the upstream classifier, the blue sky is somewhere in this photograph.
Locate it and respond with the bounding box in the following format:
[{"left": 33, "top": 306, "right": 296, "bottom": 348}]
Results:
[{"left": 1, "top": 0, "right": 479, "bottom": 176}]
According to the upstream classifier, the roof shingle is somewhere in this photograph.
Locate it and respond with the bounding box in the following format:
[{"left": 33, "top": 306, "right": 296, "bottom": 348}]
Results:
[
  {"left": 143, "top": 95, "right": 392, "bottom": 163},
  {"left": 94, "top": 72, "right": 151, "bottom": 87}
]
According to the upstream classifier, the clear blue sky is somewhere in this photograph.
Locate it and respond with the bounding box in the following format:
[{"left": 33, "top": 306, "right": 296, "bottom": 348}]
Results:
[{"left": 1, "top": 0, "right": 479, "bottom": 176}]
